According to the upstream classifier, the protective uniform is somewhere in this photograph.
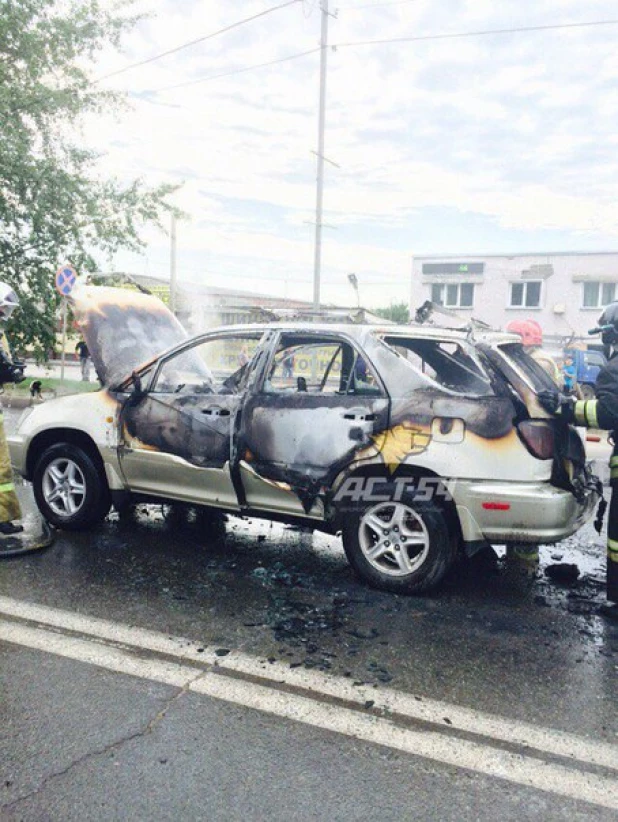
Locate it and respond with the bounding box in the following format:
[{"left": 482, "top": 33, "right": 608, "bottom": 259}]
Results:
[
  {"left": 0, "top": 284, "right": 23, "bottom": 534},
  {"left": 539, "top": 302, "right": 618, "bottom": 604}
]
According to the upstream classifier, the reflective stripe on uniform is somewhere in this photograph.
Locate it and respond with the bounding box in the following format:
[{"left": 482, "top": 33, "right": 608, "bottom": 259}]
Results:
[
  {"left": 608, "top": 538, "right": 618, "bottom": 559},
  {"left": 575, "top": 400, "right": 599, "bottom": 428},
  {"left": 574, "top": 401, "right": 587, "bottom": 425},
  {"left": 0, "top": 481, "right": 15, "bottom": 493},
  {"left": 585, "top": 400, "right": 598, "bottom": 428}
]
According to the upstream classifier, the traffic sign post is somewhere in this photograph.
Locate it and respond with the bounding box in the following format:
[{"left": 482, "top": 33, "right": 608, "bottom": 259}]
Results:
[
  {"left": 60, "top": 298, "right": 67, "bottom": 382},
  {"left": 55, "top": 265, "right": 77, "bottom": 381}
]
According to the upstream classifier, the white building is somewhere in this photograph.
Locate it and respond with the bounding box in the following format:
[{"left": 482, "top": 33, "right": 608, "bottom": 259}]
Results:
[{"left": 411, "top": 251, "right": 618, "bottom": 349}]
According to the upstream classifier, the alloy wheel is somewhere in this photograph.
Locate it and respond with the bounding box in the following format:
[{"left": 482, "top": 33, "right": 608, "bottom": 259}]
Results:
[
  {"left": 358, "top": 500, "right": 430, "bottom": 577},
  {"left": 41, "top": 457, "right": 86, "bottom": 518}
]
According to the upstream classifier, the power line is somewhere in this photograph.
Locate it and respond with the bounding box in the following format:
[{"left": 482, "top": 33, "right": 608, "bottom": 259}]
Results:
[
  {"left": 95, "top": 0, "right": 302, "bottom": 83},
  {"left": 137, "top": 17, "right": 618, "bottom": 97},
  {"left": 6, "top": 1, "right": 303, "bottom": 116},
  {"left": 10, "top": 14, "right": 618, "bottom": 113},
  {"left": 333, "top": 18, "right": 618, "bottom": 48},
  {"left": 142, "top": 47, "right": 320, "bottom": 94}
]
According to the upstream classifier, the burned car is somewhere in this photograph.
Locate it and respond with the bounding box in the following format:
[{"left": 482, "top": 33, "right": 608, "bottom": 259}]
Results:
[{"left": 9, "top": 285, "right": 600, "bottom": 593}]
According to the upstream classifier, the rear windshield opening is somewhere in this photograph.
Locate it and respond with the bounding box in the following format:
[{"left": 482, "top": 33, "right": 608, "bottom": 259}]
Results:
[
  {"left": 382, "top": 336, "right": 494, "bottom": 396},
  {"left": 499, "top": 343, "right": 558, "bottom": 392}
]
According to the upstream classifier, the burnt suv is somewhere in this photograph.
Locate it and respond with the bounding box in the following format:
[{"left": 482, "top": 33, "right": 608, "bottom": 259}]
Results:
[{"left": 9, "top": 285, "right": 600, "bottom": 593}]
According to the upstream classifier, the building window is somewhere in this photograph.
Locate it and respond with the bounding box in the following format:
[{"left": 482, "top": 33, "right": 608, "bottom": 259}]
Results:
[
  {"left": 510, "top": 281, "right": 542, "bottom": 308},
  {"left": 582, "top": 281, "right": 616, "bottom": 309},
  {"left": 431, "top": 283, "right": 474, "bottom": 308}
]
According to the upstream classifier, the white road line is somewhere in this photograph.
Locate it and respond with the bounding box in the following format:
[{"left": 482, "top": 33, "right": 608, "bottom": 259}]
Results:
[
  {"left": 0, "top": 595, "right": 615, "bottom": 772},
  {"left": 1, "top": 617, "right": 618, "bottom": 811}
]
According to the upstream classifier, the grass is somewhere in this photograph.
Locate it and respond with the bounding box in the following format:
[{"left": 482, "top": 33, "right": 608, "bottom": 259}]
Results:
[{"left": 6, "top": 377, "right": 100, "bottom": 396}]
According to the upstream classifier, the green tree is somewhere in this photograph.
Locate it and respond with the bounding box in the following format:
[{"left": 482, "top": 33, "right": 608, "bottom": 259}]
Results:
[
  {"left": 374, "top": 302, "right": 410, "bottom": 324},
  {"left": 0, "top": 0, "right": 179, "bottom": 359}
]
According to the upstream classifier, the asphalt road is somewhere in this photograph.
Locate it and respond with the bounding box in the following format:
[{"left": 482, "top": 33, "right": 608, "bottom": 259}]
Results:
[{"left": 1, "top": 411, "right": 617, "bottom": 820}]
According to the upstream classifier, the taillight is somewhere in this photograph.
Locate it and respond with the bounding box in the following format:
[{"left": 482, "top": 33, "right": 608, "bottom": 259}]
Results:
[{"left": 517, "top": 421, "right": 555, "bottom": 460}]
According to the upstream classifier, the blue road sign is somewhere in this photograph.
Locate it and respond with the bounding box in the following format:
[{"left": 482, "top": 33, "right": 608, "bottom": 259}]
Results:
[{"left": 55, "top": 265, "right": 77, "bottom": 297}]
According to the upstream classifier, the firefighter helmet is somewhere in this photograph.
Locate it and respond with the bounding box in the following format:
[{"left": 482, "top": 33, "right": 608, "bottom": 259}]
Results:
[
  {"left": 0, "top": 283, "right": 19, "bottom": 321},
  {"left": 505, "top": 318, "right": 543, "bottom": 347},
  {"left": 598, "top": 301, "right": 618, "bottom": 347}
]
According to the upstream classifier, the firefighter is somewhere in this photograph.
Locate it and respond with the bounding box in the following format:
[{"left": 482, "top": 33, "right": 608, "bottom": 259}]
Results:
[
  {"left": 538, "top": 301, "right": 618, "bottom": 612},
  {"left": 0, "top": 282, "right": 25, "bottom": 537},
  {"left": 506, "top": 318, "right": 562, "bottom": 386}
]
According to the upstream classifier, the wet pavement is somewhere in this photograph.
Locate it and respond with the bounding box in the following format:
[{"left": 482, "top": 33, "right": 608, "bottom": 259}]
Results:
[
  {"left": 1, "top": 479, "right": 616, "bottom": 742},
  {"left": 2, "top": 409, "right": 617, "bottom": 818}
]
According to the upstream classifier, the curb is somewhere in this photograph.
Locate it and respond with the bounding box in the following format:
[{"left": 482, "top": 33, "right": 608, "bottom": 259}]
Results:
[{"left": 1, "top": 396, "right": 34, "bottom": 410}]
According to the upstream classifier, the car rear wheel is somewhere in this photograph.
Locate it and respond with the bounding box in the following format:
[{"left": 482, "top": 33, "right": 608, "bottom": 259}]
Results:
[
  {"left": 341, "top": 493, "right": 455, "bottom": 594},
  {"left": 33, "top": 443, "right": 111, "bottom": 530}
]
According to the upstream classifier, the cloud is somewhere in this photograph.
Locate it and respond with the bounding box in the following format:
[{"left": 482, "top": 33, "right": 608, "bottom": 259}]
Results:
[{"left": 85, "top": 0, "right": 618, "bottom": 307}]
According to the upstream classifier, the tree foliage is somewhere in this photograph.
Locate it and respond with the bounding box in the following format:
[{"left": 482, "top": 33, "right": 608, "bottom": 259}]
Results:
[
  {"left": 0, "top": 1, "right": 179, "bottom": 358},
  {"left": 374, "top": 302, "right": 410, "bottom": 324}
]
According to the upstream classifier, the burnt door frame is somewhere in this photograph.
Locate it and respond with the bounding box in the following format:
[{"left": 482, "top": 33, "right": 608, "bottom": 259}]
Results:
[
  {"left": 117, "top": 329, "right": 270, "bottom": 507},
  {"left": 237, "top": 330, "right": 390, "bottom": 506}
]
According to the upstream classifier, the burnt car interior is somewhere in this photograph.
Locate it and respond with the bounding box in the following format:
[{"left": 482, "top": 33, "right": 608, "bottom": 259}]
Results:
[
  {"left": 382, "top": 335, "right": 494, "bottom": 396},
  {"left": 149, "top": 334, "right": 264, "bottom": 396},
  {"left": 262, "top": 335, "right": 382, "bottom": 396}
]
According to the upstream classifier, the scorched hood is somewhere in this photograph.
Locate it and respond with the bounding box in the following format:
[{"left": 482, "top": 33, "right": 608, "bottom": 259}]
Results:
[{"left": 69, "top": 283, "right": 188, "bottom": 388}]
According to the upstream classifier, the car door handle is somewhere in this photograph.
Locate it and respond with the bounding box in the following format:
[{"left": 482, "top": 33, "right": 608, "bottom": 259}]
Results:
[
  {"left": 343, "top": 412, "right": 377, "bottom": 422},
  {"left": 201, "top": 407, "right": 231, "bottom": 417}
]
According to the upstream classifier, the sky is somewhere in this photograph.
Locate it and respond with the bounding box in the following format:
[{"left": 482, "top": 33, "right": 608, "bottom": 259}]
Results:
[{"left": 84, "top": 0, "right": 618, "bottom": 309}]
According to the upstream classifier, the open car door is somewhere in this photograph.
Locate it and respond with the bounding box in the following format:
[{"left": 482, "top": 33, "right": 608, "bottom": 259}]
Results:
[
  {"left": 118, "top": 330, "right": 270, "bottom": 509},
  {"left": 239, "top": 331, "right": 390, "bottom": 515}
]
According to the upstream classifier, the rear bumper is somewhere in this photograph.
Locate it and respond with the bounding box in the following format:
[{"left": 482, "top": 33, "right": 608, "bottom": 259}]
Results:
[{"left": 453, "top": 479, "right": 600, "bottom": 546}]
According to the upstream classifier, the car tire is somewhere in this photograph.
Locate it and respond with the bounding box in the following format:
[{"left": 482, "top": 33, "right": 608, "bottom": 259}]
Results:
[
  {"left": 33, "top": 443, "right": 111, "bottom": 530},
  {"left": 341, "top": 491, "right": 456, "bottom": 594}
]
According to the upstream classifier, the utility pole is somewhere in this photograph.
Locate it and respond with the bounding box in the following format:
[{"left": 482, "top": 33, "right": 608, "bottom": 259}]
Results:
[
  {"left": 169, "top": 213, "right": 177, "bottom": 314},
  {"left": 312, "top": 0, "right": 330, "bottom": 312}
]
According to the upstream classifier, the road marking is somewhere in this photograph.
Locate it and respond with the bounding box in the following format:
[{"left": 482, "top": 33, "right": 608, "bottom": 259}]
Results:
[
  {"left": 0, "top": 595, "right": 615, "bottom": 770},
  {"left": 1, "top": 596, "right": 617, "bottom": 809}
]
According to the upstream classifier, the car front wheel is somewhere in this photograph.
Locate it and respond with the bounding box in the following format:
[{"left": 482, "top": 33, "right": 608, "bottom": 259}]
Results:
[
  {"left": 33, "top": 443, "right": 111, "bottom": 530},
  {"left": 341, "top": 493, "right": 455, "bottom": 594}
]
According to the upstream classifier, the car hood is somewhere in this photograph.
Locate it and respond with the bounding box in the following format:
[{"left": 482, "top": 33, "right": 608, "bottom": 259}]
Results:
[{"left": 69, "top": 283, "right": 188, "bottom": 387}]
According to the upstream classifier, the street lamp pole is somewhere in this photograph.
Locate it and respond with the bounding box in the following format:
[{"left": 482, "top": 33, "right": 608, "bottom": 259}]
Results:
[{"left": 348, "top": 273, "right": 360, "bottom": 308}]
